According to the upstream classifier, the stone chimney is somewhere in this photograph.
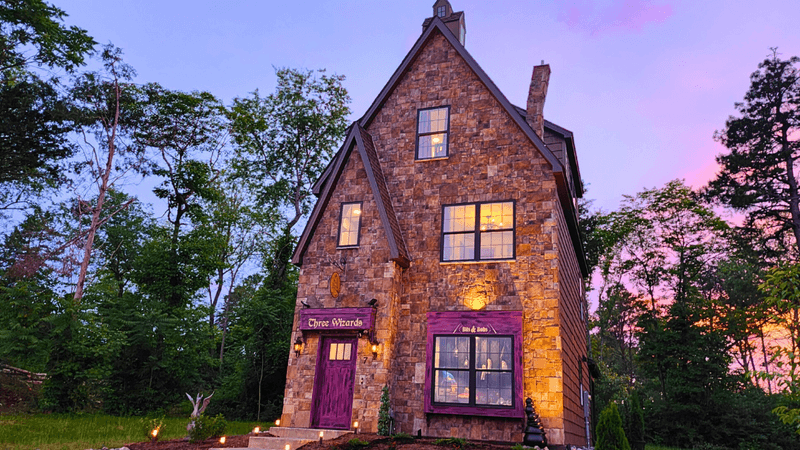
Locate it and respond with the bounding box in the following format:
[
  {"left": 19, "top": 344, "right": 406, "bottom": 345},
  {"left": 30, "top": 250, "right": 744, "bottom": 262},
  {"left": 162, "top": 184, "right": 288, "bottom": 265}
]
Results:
[{"left": 526, "top": 63, "right": 550, "bottom": 139}]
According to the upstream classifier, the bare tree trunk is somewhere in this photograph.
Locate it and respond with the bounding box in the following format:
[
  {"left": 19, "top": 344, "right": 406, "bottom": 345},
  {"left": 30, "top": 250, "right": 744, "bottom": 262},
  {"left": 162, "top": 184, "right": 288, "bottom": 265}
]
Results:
[
  {"left": 74, "top": 64, "right": 122, "bottom": 304},
  {"left": 760, "top": 326, "right": 772, "bottom": 394}
]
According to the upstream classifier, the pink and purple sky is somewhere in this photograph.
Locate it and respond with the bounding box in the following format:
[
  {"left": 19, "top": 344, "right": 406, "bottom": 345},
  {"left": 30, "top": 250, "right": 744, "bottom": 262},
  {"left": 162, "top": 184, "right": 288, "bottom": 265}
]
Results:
[{"left": 58, "top": 0, "right": 800, "bottom": 212}]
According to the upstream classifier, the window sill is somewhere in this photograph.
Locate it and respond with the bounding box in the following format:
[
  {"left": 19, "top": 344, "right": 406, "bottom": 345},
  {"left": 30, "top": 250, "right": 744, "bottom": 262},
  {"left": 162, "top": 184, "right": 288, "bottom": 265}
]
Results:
[
  {"left": 425, "top": 403, "right": 523, "bottom": 418},
  {"left": 415, "top": 156, "right": 449, "bottom": 162},
  {"left": 336, "top": 246, "right": 360, "bottom": 250},
  {"left": 439, "top": 259, "right": 515, "bottom": 265}
]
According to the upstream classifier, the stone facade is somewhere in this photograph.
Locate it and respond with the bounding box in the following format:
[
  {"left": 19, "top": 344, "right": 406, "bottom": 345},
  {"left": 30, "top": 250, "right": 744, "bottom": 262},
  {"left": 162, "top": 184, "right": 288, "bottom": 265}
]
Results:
[{"left": 283, "top": 7, "right": 589, "bottom": 449}]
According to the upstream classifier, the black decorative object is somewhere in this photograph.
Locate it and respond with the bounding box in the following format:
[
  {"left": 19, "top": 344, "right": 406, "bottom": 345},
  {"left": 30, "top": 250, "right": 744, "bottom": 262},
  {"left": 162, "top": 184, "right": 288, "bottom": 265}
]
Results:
[{"left": 523, "top": 397, "right": 547, "bottom": 447}]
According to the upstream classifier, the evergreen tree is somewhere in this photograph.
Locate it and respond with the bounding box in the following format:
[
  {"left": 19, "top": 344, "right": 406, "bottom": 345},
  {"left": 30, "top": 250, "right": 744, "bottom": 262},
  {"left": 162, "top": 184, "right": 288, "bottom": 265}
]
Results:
[
  {"left": 707, "top": 50, "right": 800, "bottom": 257},
  {"left": 596, "top": 403, "right": 631, "bottom": 450}
]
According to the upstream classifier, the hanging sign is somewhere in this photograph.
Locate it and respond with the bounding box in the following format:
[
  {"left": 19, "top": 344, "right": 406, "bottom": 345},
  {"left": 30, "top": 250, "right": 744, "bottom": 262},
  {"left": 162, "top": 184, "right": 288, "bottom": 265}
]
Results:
[{"left": 299, "top": 307, "right": 374, "bottom": 331}]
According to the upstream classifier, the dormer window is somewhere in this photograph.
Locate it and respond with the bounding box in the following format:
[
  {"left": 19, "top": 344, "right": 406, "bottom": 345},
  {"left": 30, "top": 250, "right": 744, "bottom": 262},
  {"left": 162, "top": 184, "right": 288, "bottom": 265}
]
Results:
[
  {"left": 416, "top": 106, "right": 449, "bottom": 159},
  {"left": 338, "top": 202, "right": 362, "bottom": 247},
  {"left": 437, "top": 6, "right": 446, "bottom": 17}
]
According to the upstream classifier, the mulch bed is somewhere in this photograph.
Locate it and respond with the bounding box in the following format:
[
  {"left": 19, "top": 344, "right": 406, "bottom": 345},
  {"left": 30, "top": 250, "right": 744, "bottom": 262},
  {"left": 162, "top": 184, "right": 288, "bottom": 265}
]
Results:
[{"left": 126, "top": 432, "right": 515, "bottom": 450}]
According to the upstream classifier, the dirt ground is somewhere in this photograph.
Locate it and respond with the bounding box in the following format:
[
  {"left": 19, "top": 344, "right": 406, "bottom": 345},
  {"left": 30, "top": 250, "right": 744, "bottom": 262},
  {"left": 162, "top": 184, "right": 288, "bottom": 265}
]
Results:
[{"left": 126, "top": 432, "right": 517, "bottom": 450}]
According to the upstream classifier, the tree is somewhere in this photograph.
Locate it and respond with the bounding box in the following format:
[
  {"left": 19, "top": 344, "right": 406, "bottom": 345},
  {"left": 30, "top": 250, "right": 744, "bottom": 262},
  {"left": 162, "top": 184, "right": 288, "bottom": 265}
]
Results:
[
  {"left": 228, "top": 67, "right": 350, "bottom": 233},
  {"left": 0, "top": 0, "right": 94, "bottom": 75},
  {"left": 596, "top": 403, "right": 631, "bottom": 450},
  {"left": 0, "top": 0, "right": 95, "bottom": 220},
  {"left": 68, "top": 45, "right": 147, "bottom": 302},
  {"left": 707, "top": 50, "right": 800, "bottom": 257}
]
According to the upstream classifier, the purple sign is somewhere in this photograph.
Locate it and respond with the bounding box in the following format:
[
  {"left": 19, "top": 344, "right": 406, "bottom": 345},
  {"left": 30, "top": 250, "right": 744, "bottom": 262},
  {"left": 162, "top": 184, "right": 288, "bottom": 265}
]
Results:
[{"left": 299, "top": 307, "right": 374, "bottom": 331}]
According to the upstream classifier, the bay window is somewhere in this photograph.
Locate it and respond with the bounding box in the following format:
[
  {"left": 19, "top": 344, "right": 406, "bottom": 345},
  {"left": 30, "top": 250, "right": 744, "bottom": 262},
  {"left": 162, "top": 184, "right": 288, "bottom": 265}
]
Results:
[{"left": 425, "top": 311, "right": 524, "bottom": 418}]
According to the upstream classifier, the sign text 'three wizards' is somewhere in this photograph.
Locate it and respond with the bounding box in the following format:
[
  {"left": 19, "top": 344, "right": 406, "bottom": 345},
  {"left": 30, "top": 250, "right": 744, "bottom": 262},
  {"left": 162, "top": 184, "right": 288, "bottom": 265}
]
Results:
[{"left": 299, "top": 307, "right": 374, "bottom": 331}]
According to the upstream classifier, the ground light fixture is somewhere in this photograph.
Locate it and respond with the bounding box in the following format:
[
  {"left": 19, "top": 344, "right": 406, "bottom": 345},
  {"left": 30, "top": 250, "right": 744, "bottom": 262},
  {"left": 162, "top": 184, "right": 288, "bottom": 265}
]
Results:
[
  {"left": 253, "top": 426, "right": 260, "bottom": 434},
  {"left": 285, "top": 445, "right": 290, "bottom": 450},
  {"left": 150, "top": 427, "right": 159, "bottom": 441},
  {"left": 219, "top": 436, "right": 226, "bottom": 444},
  {"left": 294, "top": 336, "right": 303, "bottom": 356},
  {"left": 275, "top": 418, "right": 281, "bottom": 426},
  {"left": 319, "top": 431, "right": 324, "bottom": 444},
  {"left": 353, "top": 420, "right": 359, "bottom": 434}
]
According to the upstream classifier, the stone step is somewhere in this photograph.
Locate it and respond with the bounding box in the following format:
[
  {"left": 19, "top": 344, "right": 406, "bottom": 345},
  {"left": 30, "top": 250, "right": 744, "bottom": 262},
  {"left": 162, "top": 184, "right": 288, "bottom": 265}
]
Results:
[
  {"left": 266, "top": 427, "right": 352, "bottom": 440},
  {"left": 248, "top": 437, "right": 314, "bottom": 450}
]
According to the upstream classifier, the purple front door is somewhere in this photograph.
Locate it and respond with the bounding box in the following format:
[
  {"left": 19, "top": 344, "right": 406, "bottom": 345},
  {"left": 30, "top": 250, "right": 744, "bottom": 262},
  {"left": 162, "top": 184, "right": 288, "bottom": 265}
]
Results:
[{"left": 311, "top": 336, "right": 357, "bottom": 429}]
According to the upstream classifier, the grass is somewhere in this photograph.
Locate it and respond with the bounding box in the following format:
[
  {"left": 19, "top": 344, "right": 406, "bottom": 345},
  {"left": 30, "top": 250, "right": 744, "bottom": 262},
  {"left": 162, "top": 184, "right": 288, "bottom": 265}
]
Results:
[
  {"left": 0, "top": 414, "right": 269, "bottom": 450},
  {"left": 645, "top": 446, "right": 684, "bottom": 450}
]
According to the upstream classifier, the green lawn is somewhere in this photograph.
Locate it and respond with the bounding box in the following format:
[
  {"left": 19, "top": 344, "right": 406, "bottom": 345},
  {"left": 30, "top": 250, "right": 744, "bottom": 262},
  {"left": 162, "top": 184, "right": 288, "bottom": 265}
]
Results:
[
  {"left": 0, "top": 414, "right": 268, "bottom": 450},
  {"left": 645, "top": 446, "right": 683, "bottom": 450}
]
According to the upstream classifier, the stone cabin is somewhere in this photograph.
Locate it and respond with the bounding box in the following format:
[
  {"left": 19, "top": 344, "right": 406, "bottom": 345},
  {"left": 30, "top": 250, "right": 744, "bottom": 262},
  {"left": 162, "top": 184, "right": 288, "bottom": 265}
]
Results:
[{"left": 281, "top": 2, "right": 591, "bottom": 448}]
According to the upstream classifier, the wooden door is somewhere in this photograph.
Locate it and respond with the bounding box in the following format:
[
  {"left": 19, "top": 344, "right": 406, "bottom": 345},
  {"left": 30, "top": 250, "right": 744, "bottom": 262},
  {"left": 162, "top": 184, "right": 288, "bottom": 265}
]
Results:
[{"left": 311, "top": 336, "right": 357, "bottom": 429}]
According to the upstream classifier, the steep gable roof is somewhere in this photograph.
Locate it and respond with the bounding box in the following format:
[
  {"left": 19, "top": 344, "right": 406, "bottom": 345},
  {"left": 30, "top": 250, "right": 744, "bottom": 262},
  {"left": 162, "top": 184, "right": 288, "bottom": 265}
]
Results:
[
  {"left": 306, "top": 16, "right": 588, "bottom": 276},
  {"left": 292, "top": 124, "right": 409, "bottom": 268},
  {"left": 356, "top": 17, "right": 564, "bottom": 173}
]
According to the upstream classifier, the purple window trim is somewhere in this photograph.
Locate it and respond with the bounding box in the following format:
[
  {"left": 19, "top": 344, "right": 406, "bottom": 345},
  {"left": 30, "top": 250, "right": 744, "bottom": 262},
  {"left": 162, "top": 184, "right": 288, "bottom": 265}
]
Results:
[{"left": 424, "top": 311, "right": 524, "bottom": 418}]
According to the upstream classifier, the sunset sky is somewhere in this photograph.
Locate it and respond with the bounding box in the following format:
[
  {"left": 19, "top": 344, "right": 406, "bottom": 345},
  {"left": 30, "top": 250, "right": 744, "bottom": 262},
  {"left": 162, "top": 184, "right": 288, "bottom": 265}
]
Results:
[{"left": 57, "top": 0, "right": 800, "bottom": 213}]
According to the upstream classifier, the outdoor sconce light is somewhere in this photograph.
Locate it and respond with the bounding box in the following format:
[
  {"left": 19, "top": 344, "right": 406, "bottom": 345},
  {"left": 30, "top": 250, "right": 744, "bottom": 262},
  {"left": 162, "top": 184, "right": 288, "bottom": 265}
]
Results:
[
  {"left": 371, "top": 341, "right": 380, "bottom": 358},
  {"left": 294, "top": 336, "right": 303, "bottom": 357}
]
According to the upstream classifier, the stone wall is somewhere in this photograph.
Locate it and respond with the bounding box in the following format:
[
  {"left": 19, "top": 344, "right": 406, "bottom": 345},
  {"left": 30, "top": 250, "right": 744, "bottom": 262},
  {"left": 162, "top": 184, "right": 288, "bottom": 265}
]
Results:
[
  {"left": 365, "top": 29, "right": 568, "bottom": 444},
  {"left": 282, "top": 27, "right": 587, "bottom": 447},
  {"left": 281, "top": 148, "right": 402, "bottom": 432}
]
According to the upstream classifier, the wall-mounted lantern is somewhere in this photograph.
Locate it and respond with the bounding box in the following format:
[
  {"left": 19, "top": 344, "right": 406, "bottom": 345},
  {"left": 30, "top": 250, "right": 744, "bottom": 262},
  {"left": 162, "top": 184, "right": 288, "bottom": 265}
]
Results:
[
  {"left": 371, "top": 341, "right": 380, "bottom": 358},
  {"left": 294, "top": 336, "right": 304, "bottom": 357}
]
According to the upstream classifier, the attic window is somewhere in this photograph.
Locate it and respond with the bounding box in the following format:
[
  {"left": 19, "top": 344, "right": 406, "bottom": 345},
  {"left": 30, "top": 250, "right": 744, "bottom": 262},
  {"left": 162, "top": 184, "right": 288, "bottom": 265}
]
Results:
[
  {"left": 437, "top": 6, "right": 446, "bottom": 17},
  {"left": 416, "top": 106, "right": 449, "bottom": 159},
  {"left": 338, "top": 202, "right": 362, "bottom": 247}
]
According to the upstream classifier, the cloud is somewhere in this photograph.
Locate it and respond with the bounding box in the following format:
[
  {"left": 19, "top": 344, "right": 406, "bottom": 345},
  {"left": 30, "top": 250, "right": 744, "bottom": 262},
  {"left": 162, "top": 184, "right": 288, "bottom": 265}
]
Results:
[{"left": 556, "top": 0, "right": 674, "bottom": 36}]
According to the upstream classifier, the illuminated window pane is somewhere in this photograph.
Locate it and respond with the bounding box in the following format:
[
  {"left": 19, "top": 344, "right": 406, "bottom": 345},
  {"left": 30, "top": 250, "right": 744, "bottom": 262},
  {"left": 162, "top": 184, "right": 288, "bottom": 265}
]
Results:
[
  {"left": 443, "top": 233, "right": 475, "bottom": 261},
  {"left": 339, "top": 203, "right": 362, "bottom": 246},
  {"left": 480, "top": 231, "right": 513, "bottom": 259},
  {"left": 443, "top": 205, "right": 475, "bottom": 233},
  {"left": 343, "top": 343, "right": 352, "bottom": 360}
]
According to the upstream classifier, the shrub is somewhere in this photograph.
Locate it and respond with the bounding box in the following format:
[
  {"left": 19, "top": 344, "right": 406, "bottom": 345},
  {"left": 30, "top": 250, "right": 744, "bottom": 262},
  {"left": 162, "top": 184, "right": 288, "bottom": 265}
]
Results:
[
  {"left": 188, "top": 413, "right": 227, "bottom": 442},
  {"left": 623, "top": 392, "right": 645, "bottom": 450},
  {"left": 596, "top": 403, "right": 631, "bottom": 450},
  {"left": 347, "top": 438, "right": 370, "bottom": 449},
  {"left": 378, "top": 385, "right": 392, "bottom": 435},
  {"left": 392, "top": 432, "right": 415, "bottom": 443},
  {"left": 434, "top": 437, "right": 470, "bottom": 450}
]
